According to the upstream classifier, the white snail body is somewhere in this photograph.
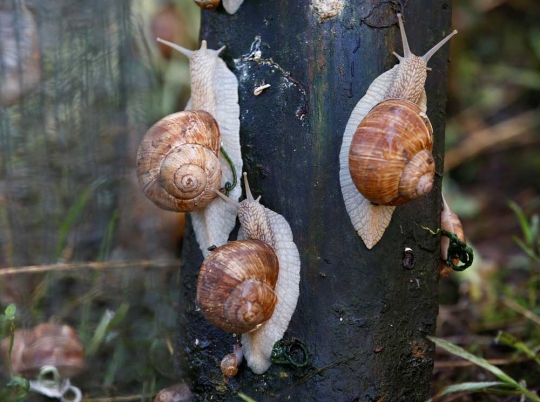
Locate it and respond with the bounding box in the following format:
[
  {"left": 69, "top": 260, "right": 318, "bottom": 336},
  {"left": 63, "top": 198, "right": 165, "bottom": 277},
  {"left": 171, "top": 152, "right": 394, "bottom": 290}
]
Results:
[
  {"left": 222, "top": 0, "right": 244, "bottom": 14},
  {"left": 339, "top": 14, "right": 457, "bottom": 248},
  {"left": 156, "top": 39, "right": 242, "bottom": 257},
  {"left": 207, "top": 173, "right": 300, "bottom": 374}
]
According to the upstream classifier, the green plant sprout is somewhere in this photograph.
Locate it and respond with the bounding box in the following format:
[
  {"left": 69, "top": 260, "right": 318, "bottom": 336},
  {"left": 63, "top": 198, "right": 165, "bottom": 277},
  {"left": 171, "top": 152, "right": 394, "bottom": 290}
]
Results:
[
  {"left": 508, "top": 201, "right": 540, "bottom": 308},
  {"left": 1, "top": 305, "right": 30, "bottom": 400},
  {"left": 427, "top": 336, "right": 540, "bottom": 401}
]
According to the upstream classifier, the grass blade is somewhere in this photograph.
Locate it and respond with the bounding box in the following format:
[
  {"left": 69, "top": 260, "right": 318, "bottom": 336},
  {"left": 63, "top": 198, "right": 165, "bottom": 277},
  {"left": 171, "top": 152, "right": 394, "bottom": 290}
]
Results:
[
  {"left": 428, "top": 381, "right": 507, "bottom": 401},
  {"left": 428, "top": 336, "right": 519, "bottom": 386},
  {"left": 238, "top": 392, "right": 257, "bottom": 402},
  {"left": 508, "top": 201, "right": 532, "bottom": 244}
]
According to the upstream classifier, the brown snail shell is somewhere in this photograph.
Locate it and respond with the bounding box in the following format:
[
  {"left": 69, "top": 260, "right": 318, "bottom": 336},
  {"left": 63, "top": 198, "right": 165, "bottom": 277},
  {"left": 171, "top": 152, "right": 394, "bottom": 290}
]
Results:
[
  {"left": 136, "top": 110, "right": 222, "bottom": 212},
  {"left": 154, "top": 382, "right": 193, "bottom": 402},
  {"left": 220, "top": 343, "right": 243, "bottom": 377},
  {"left": 348, "top": 99, "right": 435, "bottom": 206},
  {"left": 196, "top": 239, "right": 279, "bottom": 334},
  {"left": 0, "top": 323, "right": 85, "bottom": 378},
  {"left": 193, "top": 0, "right": 221, "bottom": 9}
]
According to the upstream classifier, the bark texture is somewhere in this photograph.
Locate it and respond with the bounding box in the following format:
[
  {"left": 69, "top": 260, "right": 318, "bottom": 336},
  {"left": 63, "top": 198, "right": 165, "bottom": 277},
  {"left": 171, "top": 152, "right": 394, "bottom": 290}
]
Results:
[{"left": 177, "top": 1, "right": 453, "bottom": 400}]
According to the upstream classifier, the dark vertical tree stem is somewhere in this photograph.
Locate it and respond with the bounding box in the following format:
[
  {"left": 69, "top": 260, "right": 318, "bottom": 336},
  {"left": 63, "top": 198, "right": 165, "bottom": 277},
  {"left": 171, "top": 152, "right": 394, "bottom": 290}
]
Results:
[{"left": 177, "top": 1, "right": 453, "bottom": 400}]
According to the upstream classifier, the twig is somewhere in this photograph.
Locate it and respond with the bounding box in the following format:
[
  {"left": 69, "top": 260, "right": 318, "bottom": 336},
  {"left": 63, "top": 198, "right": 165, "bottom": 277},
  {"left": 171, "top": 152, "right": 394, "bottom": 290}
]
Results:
[
  {"left": 0, "top": 259, "right": 181, "bottom": 276},
  {"left": 501, "top": 297, "right": 540, "bottom": 327},
  {"left": 85, "top": 394, "right": 155, "bottom": 402},
  {"left": 445, "top": 108, "right": 540, "bottom": 171}
]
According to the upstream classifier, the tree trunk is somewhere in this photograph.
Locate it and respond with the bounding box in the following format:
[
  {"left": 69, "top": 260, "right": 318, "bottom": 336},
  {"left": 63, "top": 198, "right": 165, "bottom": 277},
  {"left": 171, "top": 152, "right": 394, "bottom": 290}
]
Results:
[{"left": 177, "top": 1, "right": 453, "bottom": 400}]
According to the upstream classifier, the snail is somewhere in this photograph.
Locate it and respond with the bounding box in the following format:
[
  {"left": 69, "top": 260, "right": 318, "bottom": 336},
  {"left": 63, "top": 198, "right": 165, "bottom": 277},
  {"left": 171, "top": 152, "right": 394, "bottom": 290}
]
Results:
[
  {"left": 0, "top": 323, "right": 85, "bottom": 379},
  {"left": 193, "top": 0, "right": 221, "bottom": 10},
  {"left": 220, "top": 343, "right": 243, "bottom": 377},
  {"left": 142, "top": 39, "right": 242, "bottom": 257},
  {"left": 439, "top": 195, "right": 466, "bottom": 279},
  {"left": 154, "top": 382, "right": 193, "bottom": 402},
  {"left": 136, "top": 110, "right": 222, "bottom": 212},
  {"left": 197, "top": 173, "right": 301, "bottom": 374},
  {"left": 192, "top": 0, "right": 244, "bottom": 14},
  {"left": 339, "top": 13, "right": 457, "bottom": 248},
  {"left": 0, "top": 0, "right": 41, "bottom": 106}
]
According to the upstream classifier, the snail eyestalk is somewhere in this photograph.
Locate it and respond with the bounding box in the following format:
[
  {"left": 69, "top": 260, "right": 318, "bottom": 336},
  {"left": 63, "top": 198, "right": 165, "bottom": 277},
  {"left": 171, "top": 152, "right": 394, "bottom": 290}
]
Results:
[
  {"left": 441, "top": 230, "right": 474, "bottom": 271},
  {"left": 271, "top": 339, "right": 310, "bottom": 368},
  {"left": 220, "top": 146, "right": 237, "bottom": 197}
]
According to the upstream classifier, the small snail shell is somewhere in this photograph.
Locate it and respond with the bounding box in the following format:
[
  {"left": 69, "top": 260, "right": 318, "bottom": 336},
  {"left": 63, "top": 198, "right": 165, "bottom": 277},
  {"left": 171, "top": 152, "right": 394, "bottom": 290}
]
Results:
[
  {"left": 193, "top": 0, "right": 221, "bottom": 10},
  {"left": 197, "top": 239, "right": 279, "bottom": 333},
  {"left": 220, "top": 343, "right": 243, "bottom": 377},
  {"left": 136, "top": 110, "right": 222, "bottom": 212},
  {"left": 439, "top": 195, "right": 466, "bottom": 279},
  {"left": 339, "top": 13, "right": 457, "bottom": 248},
  {"left": 349, "top": 99, "right": 434, "bottom": 206},
  {"left": 154, "top": 382, "right": 193, "bottom": 402},
  {"left": 193, "top": 0, "right": 244, "bottom": 14},
  {"left": 0, "top": 1, "right": 41, "bottom": 106},
  {"left": 0, "top": 323, "right": 85, "bottom": 379},
  {"left": 210, "top": 173, "right": 300, "bottom": 374},
  {"left": 155, "top": 39, "right": 242, "bottom": 258}
]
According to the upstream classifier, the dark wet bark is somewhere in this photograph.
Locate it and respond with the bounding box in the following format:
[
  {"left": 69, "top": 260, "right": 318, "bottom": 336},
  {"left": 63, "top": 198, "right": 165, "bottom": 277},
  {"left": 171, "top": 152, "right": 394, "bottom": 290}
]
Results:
[{"left": 177, "top": 1, "right": 453, "bottom": 400}]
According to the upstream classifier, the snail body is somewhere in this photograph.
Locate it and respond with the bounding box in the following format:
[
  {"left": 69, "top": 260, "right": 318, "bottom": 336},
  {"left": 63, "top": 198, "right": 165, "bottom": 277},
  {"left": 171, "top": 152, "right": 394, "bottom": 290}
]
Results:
[
  {"left": 199, "top": 173, "right": 300, "bottom": 374},
  {"left": 1, "top": 323, "right": 85, "bottom": 379},
  {"left": 148, "top": 39, "right": 242, "bottom": 257},
  {"left": 222, "top": 0, "right": 244, "bottom": 14},
  {"left": 137, "top": 110, "right": 222, "bottom": 212},
  {"left": 339, "top": 14, "right": 457, "bottom": 248}
]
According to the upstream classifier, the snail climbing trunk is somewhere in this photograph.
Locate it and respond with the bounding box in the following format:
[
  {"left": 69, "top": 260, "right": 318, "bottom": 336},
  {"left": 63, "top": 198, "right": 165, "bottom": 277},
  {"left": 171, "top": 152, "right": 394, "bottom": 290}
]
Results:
[{"left": 176, "top": 1, "right": 453, "bottom": 400}]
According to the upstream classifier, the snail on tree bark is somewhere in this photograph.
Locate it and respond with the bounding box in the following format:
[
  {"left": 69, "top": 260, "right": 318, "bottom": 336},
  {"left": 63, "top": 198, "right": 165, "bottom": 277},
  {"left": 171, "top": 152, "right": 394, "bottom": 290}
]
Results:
[
  {"left": 196, "top": 173, "right": 301, "bottom": 374},
  {"left": 136, "top": 39, "right": 242, "bottom": 257},
  {"left": 339, "top": 13, "right": 457, "bottom": 249}
]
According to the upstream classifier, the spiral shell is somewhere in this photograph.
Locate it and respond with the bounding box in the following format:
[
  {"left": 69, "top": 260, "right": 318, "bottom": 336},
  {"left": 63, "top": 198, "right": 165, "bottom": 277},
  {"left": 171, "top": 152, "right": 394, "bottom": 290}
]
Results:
[
  {"left": 136, "top": 110, "right": 222, "bottom": 212},
  {"left": 220, "top": 343, "right": 243, "bottom": 377},
  {"left": 197, "top": 239, "right": 279, "bottom": 334},
  {"left": 348, "top": 99, "right": 435, "bottom": 206},
  {"left": 1, "top": 323, "right": 85, "bottom": 379},
  {"left": 154, "top": 382, "right": 193, "bottom": 402}
]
